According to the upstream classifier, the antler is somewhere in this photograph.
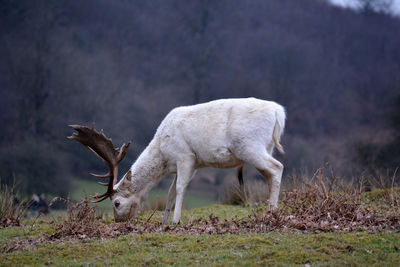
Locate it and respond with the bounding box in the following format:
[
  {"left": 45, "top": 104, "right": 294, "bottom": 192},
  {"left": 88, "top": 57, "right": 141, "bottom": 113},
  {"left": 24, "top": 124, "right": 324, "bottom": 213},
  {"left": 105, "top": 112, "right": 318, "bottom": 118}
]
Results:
[{"left": 68, "top": 124, "right": 131, "bottom": 202}]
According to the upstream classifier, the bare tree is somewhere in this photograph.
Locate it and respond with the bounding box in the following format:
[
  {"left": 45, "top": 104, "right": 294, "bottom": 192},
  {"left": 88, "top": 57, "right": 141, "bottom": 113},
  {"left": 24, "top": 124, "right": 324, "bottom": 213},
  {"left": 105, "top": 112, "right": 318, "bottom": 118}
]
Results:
[{"left": 355, "top": 0, "right": 394, "bottom": 14}]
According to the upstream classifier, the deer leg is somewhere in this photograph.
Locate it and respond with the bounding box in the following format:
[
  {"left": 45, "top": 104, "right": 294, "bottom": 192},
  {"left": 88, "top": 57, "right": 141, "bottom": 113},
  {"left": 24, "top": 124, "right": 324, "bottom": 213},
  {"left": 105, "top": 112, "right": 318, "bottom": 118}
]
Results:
[
  {"left": 238, "top": 146, "right": 283, "bottom": 210},
  {"left": 162, "top": 175, "right": 177, "bottom": 224},
  {"left": 256, "top": 156, "right": 283, "bottom": 210},
  {"left": 237, "top": 165, "right": 244, "bottom": 189},
  {"left": 172, "top": 159, "right": 195, "bottom": 224}
]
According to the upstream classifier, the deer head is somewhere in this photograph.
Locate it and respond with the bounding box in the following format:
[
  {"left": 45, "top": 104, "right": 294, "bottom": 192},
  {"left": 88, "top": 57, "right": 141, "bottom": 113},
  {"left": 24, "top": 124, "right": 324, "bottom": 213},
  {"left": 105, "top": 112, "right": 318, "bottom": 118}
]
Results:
[{"left": 68, "top": 125, "right": 139, "bottom": 222}]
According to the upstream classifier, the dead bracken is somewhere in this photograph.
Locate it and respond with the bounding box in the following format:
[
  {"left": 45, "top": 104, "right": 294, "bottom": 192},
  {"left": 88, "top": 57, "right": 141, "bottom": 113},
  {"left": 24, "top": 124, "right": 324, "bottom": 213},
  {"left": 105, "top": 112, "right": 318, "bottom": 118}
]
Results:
[
  {"left": 2, "top": 177, "right": 399, "bottom": 254},
  {"left": 47, "top": 175, "right": 399, "bottom": 240},
  {"left": 0, "top": 184, "right": 29, "bottom": 228}
]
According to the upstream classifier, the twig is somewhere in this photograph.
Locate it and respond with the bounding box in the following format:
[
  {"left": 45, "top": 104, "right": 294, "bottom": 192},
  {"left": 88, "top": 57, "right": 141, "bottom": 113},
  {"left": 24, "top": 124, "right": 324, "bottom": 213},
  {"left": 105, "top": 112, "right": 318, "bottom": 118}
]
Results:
[
  {"left": 328, "top": 165, "right": 336, "bottom": 194},
  {"left": 146, "top": 209, "right": 157, "bottom": 223},
  {"left": 390, "top": 167, "right": 398, "bottom": 206}
]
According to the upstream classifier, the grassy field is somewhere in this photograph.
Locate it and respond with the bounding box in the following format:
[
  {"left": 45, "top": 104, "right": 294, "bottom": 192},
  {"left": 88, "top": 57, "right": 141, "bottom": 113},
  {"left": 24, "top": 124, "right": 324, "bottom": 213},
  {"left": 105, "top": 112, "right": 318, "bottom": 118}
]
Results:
[
  {"left": 1, "top": 180, "right": 399, "bottom": 266},
  {"left": 70, "top": 178, "right": 218, "bottom": 215},
  {"left": 1, "top": 203, "right": 400, "bottom": 266}
]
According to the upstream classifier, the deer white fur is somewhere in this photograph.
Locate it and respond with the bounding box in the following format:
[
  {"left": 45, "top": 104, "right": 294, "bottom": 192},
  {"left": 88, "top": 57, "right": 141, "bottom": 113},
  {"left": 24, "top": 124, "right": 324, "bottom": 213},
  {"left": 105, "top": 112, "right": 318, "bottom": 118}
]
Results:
[{"left": 112, "top": 97, "right": 286, "bottom": 223}]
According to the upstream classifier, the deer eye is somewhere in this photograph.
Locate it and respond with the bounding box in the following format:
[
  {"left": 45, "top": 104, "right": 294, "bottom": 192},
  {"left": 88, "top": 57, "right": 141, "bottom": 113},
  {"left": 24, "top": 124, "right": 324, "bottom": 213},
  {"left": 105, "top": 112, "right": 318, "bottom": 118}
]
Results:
[{"left": 114, "top": 200, "right": 120, "bottom": 208}]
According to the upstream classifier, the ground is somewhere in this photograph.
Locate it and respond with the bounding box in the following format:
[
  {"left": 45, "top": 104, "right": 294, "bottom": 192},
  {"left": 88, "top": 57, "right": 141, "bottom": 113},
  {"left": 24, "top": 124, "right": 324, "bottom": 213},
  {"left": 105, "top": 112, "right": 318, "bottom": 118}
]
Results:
[
  {"left": 1, "top": 179, "right": 399, "bottom": 266},
  {"left": 1, "top": 204, "right": 399, "bottom": 266}
]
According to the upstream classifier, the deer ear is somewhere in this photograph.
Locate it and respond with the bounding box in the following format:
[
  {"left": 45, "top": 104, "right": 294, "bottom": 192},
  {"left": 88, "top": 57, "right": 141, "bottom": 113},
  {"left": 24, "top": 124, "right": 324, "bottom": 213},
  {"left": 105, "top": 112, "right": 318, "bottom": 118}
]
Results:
[
  {"left": 119, "top": 171, "right": 132, "bottom": 189},
  {"left": 125, "top": 170, "right": 132, "bottom": 182}
]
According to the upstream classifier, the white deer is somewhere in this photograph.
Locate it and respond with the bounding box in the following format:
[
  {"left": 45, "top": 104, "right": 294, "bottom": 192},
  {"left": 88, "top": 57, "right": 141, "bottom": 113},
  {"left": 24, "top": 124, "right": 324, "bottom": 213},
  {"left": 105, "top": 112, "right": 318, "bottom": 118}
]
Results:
[{"left": 69, "top": 97, "right": 286, "bottom": 224}]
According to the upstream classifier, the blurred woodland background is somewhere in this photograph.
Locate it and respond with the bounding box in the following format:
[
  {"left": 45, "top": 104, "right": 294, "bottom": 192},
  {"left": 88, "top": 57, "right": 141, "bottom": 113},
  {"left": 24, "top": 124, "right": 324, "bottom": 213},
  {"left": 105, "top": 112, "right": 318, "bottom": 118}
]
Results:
[{"left": 0, "top": 0, "right": 399, "bottom": 200}]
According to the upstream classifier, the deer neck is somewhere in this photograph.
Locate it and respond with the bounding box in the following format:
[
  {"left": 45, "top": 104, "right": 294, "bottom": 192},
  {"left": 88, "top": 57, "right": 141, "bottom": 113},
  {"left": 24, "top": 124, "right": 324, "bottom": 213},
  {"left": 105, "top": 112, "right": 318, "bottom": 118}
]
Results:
[{"left": 129, "top": 138, "right": 166, "bottom": 197}]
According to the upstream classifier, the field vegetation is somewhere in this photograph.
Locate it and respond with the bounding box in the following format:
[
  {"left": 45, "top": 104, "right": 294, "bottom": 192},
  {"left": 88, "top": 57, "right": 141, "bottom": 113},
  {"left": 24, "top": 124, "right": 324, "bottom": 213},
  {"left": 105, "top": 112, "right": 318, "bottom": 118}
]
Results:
[{"left": 1, "top": 170, "right": 399, "bottom": 266}]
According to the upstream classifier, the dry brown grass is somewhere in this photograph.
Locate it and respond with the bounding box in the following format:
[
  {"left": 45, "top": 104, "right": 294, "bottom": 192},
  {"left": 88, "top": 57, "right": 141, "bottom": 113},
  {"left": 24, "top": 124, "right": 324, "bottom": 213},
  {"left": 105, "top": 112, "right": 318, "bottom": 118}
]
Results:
[
  {"left": 220, "top": 178, "right": 269, "bottom": 206},
  {"left": 362, "top": 168, "right": 400, "bottom": 207},
  {"left": 50, "top": 198, "right": 101, "bottom": 239},
  {"left": 3, "top": 166, "right": 398, "bottom": 256},
  {"left": 0, "top": 184, "right": 28, "bottom": 228},
  {"left": 45, "top": 168, "right": 399, "bottom": 241},
  {"left": 32, "top": 165, "right": 397, "bottom": 242},
  {"left": 248, "top": 166, "right": 399, "bottom": 233},
  {"left": 147, "top": 197, "right": 167, "bottom": 211}
]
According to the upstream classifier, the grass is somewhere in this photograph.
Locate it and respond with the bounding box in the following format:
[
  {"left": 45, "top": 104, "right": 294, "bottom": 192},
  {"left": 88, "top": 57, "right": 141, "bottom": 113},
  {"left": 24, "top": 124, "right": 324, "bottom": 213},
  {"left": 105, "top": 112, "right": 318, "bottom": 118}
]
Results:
[
  {"left": 363, "top": 187, "right": 400, "bottom": 203},
  {"left": 0, "top": 204, "right": 399, "bottom": 266},
  {"left": 70, "top": 178, "right": 217, "bottom": 215},
  {"left": 220, "top": 178, "right": 269, "bottom": 206},
  {"left": 1, "top": 176, "right": 399, "bottom": 266},
  {"left": 147, "top": 188, "right": 218, "bottom": 210},
  {"left": 0, "top": 184, "right": 29, "bottom": 227},
  {"left": 132, "top": 204, "right": 252, "bottom": 225},
  {"left": 70, "top": 178, "right": 113, "bottom": 214}
]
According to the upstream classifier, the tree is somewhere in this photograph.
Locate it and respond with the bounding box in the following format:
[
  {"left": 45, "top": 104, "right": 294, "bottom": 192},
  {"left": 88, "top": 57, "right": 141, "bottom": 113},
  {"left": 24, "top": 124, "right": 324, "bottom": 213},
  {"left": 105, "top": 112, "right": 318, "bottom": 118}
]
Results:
[{"left": 355, "top": 0, "right": 394, "bottom": 14}]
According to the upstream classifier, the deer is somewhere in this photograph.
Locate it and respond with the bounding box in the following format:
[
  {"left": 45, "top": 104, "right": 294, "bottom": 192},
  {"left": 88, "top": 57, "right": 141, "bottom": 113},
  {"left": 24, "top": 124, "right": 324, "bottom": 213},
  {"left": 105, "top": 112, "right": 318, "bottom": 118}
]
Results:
[{"left": 69, "top": 97, "right": 286, "bottom": 224}]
